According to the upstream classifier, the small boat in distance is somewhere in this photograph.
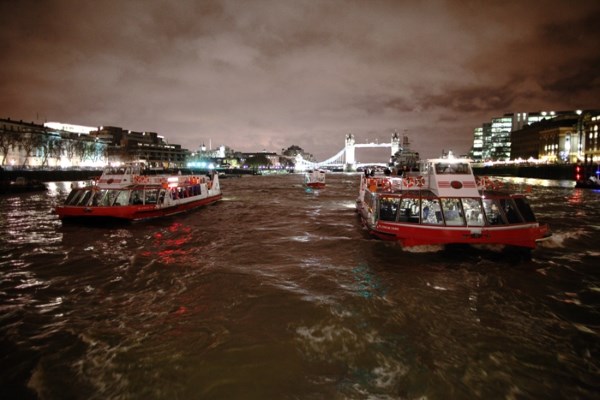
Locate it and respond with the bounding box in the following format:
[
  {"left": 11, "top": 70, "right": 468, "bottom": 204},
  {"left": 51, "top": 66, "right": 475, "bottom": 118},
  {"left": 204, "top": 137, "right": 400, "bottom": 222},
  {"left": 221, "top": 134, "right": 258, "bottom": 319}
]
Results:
[
  {"left": 575, "top": 175, "right": 600, "bottom": 189},
  {"left": 356, "top": 156, "right": 551, "bottom": 251},
  {"left": 574, "top": 164, "right": 600, "bottom": 189},
  {"left": 55, "top": 164, "right": 222, "bottom": 222},
  {"left": 0, "top": 176, "right": 47, "bottom": 195},
  {"left": 304, "top": 169, "right": 326, "bottom": 189}
]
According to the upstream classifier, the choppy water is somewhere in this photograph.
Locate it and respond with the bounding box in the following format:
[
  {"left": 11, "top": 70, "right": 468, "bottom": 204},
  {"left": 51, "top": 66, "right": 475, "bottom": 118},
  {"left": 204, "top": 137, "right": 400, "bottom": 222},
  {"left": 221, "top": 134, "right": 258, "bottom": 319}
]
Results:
[{"left": 1, "top": 174, "right": 599, "bottom": 400}]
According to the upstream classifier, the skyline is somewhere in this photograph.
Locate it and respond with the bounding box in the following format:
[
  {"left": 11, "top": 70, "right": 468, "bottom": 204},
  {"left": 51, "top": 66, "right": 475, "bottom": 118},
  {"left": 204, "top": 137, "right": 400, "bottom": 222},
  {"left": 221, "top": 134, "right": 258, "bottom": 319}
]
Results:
[{"left": 1, "top": 1, "right": 599, "bottom": 161}]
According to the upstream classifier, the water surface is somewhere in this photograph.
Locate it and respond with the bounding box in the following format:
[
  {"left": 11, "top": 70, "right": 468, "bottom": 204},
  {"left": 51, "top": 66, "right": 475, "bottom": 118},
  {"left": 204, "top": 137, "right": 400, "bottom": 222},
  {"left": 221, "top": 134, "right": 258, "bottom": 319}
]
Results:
[{"left": 1, "top": 174, "right": 599, "bottom": 399}]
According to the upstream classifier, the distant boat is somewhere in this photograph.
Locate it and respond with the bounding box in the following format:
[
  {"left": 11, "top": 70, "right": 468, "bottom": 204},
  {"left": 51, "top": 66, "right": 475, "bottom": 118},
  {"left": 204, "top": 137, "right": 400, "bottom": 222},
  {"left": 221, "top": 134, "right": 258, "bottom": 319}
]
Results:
[
  {"left": 356, "top": 156, "right": 551, "bottom": 250},
  {"left": 55, "top": 164, "right": 221, "bottom": 222},
  {"left": 304, "top": 169, "right": 326, "bottom": 189},
  {"left": 575, "top": 175, "right": 600, "bottom": 189},
  {"left": 0, "top": 176, "right": 47, "bottom": 195}
]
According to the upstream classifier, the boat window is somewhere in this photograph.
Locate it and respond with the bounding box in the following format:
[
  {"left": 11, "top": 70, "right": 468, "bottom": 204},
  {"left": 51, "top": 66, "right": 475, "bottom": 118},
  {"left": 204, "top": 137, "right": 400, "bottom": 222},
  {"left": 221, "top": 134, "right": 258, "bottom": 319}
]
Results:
[
  {"left": 65, "top": 189, "right": 84, "bottom": 205},
  {"left": 114, "top": 190, "right": 130, "bottom": 206},
  {"left": 398, "top": 198, "right": 420, "bottom": 223},
  {"left": 513, "top": 197, "right": 537, "bottom": 222},
  {"left": 461, "top": 198, "right": 484, "bottom": 226},
  {"left": 130, "top": 189, "right": 144, "bottom": 205},
  {"left": 158, "top": 189, "right": 166, "bottom": 204},
  {"left": 421, "top": 198, "right": 443, "bottom": 225},
  {"left": 145, "top": 189, "right": 159, "bottom": 204},
  {"left": 379, "top": 196, "right": 400, "bottom": 221},
  {"left": 364, "top": 191, "right": 375, "bottom": 213},
  {"left": 441, "top": 198, "right": 465, "bottom": 226},
  {"left": 103, "top": 190, "right": 120, "bottom": 206},
  {"left": 499, "top": 198, "right": 523, "bottom": 223},
  {"left": 482, "top": 199, "right": 506, "bottom": 225},
  {"left": 435, "top": 162, "right": 470, "bottom": 175},
  {"left": 91, "top": 190, "right": 107, "bottom": 206},
  {"left": 419, "top": 163, "right": 431, "bottom": 175},
  {"left": 77, "top": 190, "right": 94, "bottom": 206}
]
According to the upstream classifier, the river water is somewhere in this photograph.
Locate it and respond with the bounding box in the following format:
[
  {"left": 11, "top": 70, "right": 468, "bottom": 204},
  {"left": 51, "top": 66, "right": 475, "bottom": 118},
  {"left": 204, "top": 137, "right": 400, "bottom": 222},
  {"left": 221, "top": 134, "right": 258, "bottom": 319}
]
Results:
[{"left": 1, "top": 173, "right": 599, "bottom": 400}]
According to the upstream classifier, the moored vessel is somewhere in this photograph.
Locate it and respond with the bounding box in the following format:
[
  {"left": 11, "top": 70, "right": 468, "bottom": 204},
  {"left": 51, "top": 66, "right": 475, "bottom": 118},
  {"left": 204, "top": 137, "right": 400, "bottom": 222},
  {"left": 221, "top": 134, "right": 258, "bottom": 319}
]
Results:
[
  {"left": 0, "top": 176, "right": 47, "bottom": 195},
  {"left": 575, "top": 176, "right": 600, "bottom": 189},
  {"left": 55, "top": 164, "right": 222, "bottom": 222},
  {"left": 356, "top": 156, "right": 551, "bottom": 250}
]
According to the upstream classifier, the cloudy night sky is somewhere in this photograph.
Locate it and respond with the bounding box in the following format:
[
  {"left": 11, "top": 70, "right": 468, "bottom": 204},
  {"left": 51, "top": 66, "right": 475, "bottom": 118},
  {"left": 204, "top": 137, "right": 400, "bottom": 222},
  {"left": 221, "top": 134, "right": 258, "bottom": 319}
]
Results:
[{"left": 1, "top": 0, "right": 599, "bottom": 161}]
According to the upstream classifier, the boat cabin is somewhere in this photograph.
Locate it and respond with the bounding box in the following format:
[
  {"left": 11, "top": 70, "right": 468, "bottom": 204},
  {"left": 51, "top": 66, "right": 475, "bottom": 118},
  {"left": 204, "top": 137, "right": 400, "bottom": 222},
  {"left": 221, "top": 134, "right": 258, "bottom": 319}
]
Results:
[
  {"left": 373, "top": 192, "right": 538, "bottom": 227},
  {"left": 360, "top": 157, "right": 538, "bottom": 228},
  {"left": 63, "top": 177, "right": 211, "bottom": 208}
]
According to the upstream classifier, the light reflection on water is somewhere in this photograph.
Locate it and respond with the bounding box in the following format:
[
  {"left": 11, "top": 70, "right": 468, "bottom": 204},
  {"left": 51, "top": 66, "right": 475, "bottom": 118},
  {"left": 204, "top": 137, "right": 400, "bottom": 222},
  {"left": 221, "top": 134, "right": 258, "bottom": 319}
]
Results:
[{"left": 0, "top": 175, "right": 599, "bottom": 399}]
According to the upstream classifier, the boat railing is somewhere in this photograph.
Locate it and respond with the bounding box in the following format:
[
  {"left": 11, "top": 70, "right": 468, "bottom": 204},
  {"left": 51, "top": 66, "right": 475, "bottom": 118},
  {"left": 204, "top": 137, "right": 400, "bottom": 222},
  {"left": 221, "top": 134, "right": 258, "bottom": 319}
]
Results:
[
  {"left": 363, "top": 174, "right": 429, "bottom": 192},
  {"left": 474, "top": 176, "right": 535, "bottom": 194}
]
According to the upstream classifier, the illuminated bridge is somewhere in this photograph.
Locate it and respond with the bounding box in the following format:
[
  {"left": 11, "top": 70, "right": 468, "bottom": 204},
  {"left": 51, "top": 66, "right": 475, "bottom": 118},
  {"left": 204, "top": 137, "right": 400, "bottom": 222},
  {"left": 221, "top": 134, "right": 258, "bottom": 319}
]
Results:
[{"left": 295, "top": 132, "right": 404, "bottom": 171}]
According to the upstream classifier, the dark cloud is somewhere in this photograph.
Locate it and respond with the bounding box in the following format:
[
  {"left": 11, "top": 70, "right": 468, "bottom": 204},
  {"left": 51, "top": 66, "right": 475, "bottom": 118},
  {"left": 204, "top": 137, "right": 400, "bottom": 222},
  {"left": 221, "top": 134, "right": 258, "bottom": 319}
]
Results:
[
  {"left": 543, "top": 57, "right": 600, "bottom": 97},
  {"left": 419, "top": 85, "right": 517, "bottom": 114},
  {"left": 1, "top": 0, "right": 599, "bottom": 160},
  {"left": 539, "top": 7, "right": 600, "bottom": 48}
]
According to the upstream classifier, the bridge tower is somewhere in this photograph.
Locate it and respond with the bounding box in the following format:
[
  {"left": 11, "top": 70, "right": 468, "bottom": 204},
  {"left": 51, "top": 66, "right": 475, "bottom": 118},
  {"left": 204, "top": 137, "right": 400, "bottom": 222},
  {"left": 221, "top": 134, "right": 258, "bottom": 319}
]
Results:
[
  {"left": 344, "top": 133, "right": 356, "bottom": 171},
  {"left": 391, "top": 131, "right": 401, "bottom": 155}
]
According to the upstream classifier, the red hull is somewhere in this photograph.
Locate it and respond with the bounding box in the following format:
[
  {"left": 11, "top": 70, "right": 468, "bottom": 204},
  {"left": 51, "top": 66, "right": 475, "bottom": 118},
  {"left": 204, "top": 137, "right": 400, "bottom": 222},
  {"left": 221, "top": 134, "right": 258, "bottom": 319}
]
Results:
[
  {"left": 56, "top": 194, "right": 222, "bottom": 221},
  {"left": 356, "top": 157, "right": 551, "bottom": 250},
  {"left": 367, "top": 220, "right": 550, "bottom": 249}
]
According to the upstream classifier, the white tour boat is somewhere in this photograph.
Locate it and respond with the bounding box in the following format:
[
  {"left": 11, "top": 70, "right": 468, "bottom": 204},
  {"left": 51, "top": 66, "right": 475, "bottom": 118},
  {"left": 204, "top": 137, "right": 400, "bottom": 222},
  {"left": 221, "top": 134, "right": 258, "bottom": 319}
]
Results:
[
  {"left": 304, "top": 169, "right": 326, "bottom": 189},
  {"left": 55, "top": 164, "right": 222, "bottom": 222},
  {"left": 356, "top": 157, "right": 551, "bottom": 250}
]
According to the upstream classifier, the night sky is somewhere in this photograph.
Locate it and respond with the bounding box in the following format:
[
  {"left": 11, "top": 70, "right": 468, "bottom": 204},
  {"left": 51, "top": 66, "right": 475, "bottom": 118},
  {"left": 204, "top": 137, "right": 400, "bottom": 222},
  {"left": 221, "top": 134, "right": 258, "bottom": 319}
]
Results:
[{"left": 1, "top": 0, "right": 599, "bottom": 161}]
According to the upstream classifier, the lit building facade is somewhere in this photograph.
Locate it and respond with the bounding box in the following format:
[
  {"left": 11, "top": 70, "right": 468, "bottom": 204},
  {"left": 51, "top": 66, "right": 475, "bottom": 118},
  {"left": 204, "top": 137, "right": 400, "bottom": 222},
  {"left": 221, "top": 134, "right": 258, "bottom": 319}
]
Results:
[
  {"left": 486, "top": 115, "right": 513, "bottom": 160},
  {"left": 0, "top": 118, "right": 108, "bottom": 168},
  {"left": 580, "top": 113, "right": 600, "bottom": 163},
  {"left": 95, "top": 126, "right": 188, "bottom": 167},
  {"left": 470, "top": 127, "right": 483, "bottom": 160},
  {"left": 472, "top": 110, "right": 599, "bottom": 162},
  {"left": 1, "top": 118, "right": 190, "bottom": 169},
  {"left": 512, "top": 115, "right": 578, "bottom": 162},
  {"left": 539, "top": 126, "right": 578, "bottom": 163}
]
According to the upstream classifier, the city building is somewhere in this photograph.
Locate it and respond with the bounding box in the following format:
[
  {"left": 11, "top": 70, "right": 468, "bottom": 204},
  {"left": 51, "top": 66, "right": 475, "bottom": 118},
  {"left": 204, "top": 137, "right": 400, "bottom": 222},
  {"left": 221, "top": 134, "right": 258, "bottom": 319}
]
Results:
[
  {"left": 187, "top": 143, "right": 235, "bottom": 169},
  {"left": 470, "top": 110, "right": 600, "bottom": 162},
  {"left": 0, "top": 118, "right": 190, "bottom": 169},
  {"left": 93, "top": 126, "right": 188, "bottom": 167},
  {"left": 470, "top": 126, "right": 484, "bottom": 160},
  {"left": 0, "top": 118, "right": 109, "bottom": 168},
  {"left": 511, "top": 114, "right": 579, "bottom": 162},
  {"left": 579, "top": 112, "right": 600, "bottom": 164}
]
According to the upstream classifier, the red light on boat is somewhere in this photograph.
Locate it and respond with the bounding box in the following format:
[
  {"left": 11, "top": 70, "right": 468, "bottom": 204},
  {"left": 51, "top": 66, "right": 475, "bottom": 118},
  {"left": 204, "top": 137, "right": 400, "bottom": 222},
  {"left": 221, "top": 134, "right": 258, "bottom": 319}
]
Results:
[{"left": 451, "top": 180, "right": 463, "bottom": 189}]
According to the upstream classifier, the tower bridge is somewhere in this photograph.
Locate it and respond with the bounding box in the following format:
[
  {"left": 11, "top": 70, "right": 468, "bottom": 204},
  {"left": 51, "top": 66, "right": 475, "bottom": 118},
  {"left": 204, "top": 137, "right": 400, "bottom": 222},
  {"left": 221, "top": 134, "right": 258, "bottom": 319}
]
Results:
[{"left": 295, "top": 132, "right": 408, "bottom": 171}]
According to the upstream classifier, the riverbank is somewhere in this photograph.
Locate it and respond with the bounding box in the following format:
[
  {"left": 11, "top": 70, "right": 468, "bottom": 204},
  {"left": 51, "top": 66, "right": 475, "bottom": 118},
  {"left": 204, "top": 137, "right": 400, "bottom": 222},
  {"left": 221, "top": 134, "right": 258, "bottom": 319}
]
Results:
[
  {"left": 0, "top": 169, "right": 102, "bottom": 183},
  {"left": 0, "top": 167, "right": 263, "bottom": 183},
  {"left": 472, "top": 163, "right": 575, "bottom": 180},
  {"left": 0, "top": 164, "right": 582, "bottom": 182}
]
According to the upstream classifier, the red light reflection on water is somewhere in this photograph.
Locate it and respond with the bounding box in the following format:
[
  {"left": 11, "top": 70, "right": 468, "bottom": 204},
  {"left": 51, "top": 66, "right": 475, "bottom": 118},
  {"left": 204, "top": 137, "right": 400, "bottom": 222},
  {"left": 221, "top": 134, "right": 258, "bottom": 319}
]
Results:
[
  {"left": 174, "top": 306, "right": 188, "bottom": 315},
  {"left": 141, "top": 221, "right": 193, "bottom": 265},
  {"left": 568, "top": 189, "right": 584, "bottom": 205}
]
